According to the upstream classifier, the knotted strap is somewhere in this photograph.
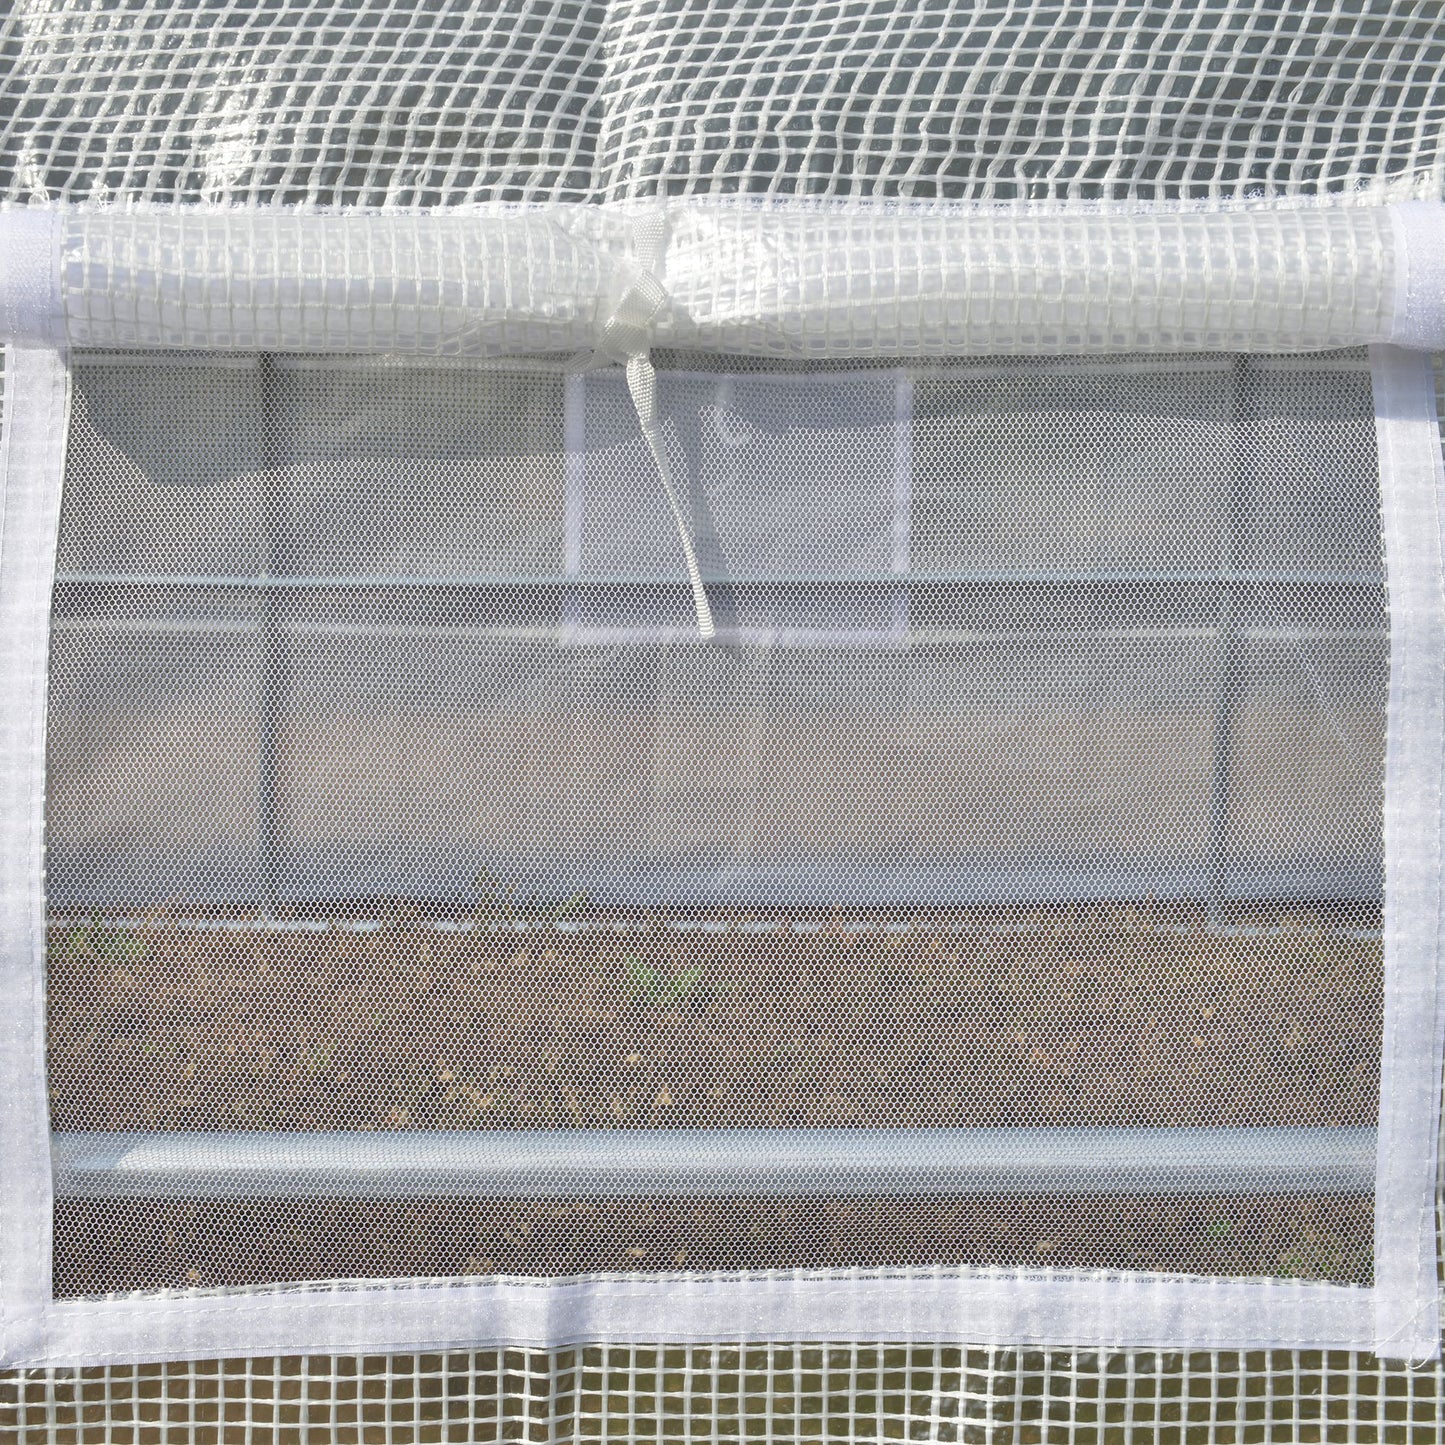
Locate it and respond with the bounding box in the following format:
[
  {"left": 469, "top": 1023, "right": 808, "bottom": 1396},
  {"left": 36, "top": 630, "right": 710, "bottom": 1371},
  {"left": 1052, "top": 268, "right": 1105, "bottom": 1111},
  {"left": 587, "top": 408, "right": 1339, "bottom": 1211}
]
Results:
[{"left": 594, "top": 213, "right": 715, "bottom": 639}]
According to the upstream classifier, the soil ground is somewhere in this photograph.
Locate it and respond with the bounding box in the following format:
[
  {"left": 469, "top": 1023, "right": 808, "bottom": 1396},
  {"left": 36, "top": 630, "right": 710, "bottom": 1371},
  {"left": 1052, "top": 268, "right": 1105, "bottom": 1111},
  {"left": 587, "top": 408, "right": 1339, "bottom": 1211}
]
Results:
[{"left": 46, "top": 902, "right": 1382, "bottom": 1295}]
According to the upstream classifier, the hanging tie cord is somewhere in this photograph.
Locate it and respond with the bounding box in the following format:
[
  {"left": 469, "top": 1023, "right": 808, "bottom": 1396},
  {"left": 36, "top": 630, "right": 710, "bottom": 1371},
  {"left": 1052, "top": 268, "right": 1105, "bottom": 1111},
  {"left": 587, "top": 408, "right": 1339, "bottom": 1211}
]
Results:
[{"left": 592, "top": 213, "right": 716, "bottom": 639}]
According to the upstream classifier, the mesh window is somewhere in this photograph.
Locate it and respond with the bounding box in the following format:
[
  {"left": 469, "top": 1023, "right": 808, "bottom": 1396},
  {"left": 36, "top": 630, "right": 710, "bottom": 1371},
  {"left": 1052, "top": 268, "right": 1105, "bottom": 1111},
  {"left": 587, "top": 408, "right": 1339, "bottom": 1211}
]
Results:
[{"left": 46, "top": 350, "right": 1386, "bottom": 1297}]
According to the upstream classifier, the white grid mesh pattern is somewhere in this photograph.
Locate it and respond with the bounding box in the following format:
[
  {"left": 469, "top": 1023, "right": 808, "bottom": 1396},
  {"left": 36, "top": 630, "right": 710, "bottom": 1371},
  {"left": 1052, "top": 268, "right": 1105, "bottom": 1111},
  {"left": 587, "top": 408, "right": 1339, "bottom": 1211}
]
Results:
[
  {"left": 592, "top": 0, "right": 1445, "bottom": 207},
  {"left": 3, "top": 1331, "right": 1445, "bottom": 1442},
  {"left": 1, "top": 1, "right": 1443, "bottom": 209}
]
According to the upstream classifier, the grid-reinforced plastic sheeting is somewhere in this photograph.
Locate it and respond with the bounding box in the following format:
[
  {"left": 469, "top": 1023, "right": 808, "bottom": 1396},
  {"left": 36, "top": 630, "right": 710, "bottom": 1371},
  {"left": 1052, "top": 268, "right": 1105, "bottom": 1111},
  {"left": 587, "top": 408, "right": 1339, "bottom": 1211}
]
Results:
[
  {"left": 2, "top": 0, "right": 1445, "bottom": 1433},
  {"left": 2, "top": 1, "right": 1443, "bottom": 208}
]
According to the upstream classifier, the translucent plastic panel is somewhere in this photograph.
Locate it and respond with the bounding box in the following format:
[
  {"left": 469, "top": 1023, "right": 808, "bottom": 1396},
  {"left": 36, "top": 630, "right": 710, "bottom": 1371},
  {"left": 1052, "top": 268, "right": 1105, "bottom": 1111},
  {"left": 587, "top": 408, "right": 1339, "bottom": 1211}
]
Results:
[{"left": 3, "top": 2, "right": 1441, "bottom": 206}]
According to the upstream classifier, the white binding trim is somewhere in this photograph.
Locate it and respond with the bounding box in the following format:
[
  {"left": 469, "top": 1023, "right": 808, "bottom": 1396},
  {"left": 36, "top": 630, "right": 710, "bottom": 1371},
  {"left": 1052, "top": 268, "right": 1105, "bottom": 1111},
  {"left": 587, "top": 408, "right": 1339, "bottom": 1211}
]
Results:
[
  {"left": 1388, "top": 203, "right": 1445, "bottom": 352},
  {"left": 1369, "top": 344, "right": 1445, "bottom": 1363},
  {"left": 0, "top": 210, "right": 61, "bottom": 345},
  {"left": 23, "top": 1269, "right": 1376, "bottom": 1370},
  {"left": 0, "top": 344, "right": 69, "bottom": 1365}
]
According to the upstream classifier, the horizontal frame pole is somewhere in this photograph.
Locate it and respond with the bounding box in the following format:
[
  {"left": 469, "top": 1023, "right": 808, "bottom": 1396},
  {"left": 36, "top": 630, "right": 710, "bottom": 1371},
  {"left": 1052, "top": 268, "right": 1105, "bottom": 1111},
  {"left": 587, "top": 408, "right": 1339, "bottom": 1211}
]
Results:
[
  {"left": 53, "top": 570, "right": 1388, "bottom": 588},
  {"left": 51, "top": 1126, "right": 1377, "bottom": 1200},
  {"left": 4, "top": 205, "right": 1443, "bottom": 356}
]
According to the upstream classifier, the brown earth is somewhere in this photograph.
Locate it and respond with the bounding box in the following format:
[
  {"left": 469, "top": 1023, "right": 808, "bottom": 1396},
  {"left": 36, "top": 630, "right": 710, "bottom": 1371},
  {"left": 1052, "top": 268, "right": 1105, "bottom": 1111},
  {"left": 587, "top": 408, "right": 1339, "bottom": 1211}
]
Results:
[
  {"left": 46, "top": 902, "right": 1382, "bottom": 1295},
  {"left": 47, "top": 905, "right": 1382, "bottom": 1134}
]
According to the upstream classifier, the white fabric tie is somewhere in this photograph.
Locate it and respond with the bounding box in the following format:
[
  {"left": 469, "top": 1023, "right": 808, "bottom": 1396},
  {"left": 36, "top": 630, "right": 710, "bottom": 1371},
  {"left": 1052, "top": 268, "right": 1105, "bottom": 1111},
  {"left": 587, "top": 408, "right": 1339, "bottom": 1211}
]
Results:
[{"left": 595, "top": 213, "right": 715, "bottom": 639}]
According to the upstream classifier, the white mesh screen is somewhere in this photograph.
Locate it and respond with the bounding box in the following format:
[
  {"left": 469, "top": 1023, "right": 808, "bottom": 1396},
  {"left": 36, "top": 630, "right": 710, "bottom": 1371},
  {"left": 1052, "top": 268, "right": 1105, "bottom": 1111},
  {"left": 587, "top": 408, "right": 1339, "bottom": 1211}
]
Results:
[
  {"left": 1, "top": 1, "right": 1442, "bottom": 208},
  {"left": 36, "top": 349, "right": 1391, "bottom": 1301}
]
